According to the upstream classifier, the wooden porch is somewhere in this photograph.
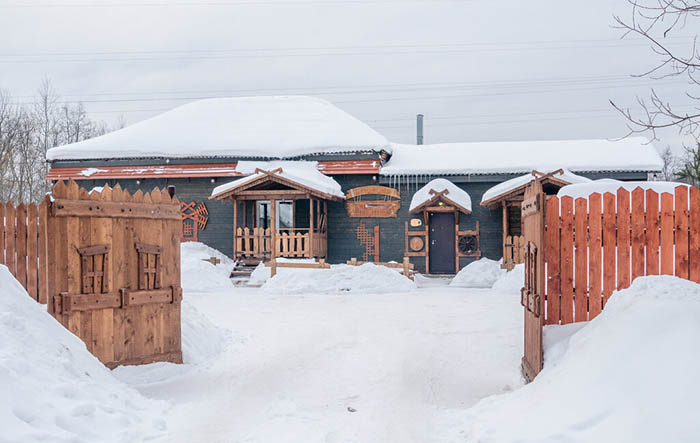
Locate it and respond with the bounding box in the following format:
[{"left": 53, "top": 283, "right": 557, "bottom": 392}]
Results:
[{"left": 210, "top": 167, "right": 342, "bottom": 261}]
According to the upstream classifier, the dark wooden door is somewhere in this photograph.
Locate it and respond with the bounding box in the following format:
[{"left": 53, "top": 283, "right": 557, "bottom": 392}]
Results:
[{"left": 429, "top": 212, "right": 456, "bottom": 274}]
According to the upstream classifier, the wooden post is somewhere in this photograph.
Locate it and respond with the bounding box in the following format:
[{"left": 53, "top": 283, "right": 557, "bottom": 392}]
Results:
[
  {"left": 455, "top": 210, "right": 460, "bottom": 272},
  {"left": 309, "top": 198, "right": 314, "bottom": 258},
  {"left": 502, "top": 201, "right": 508, "bottom": 263},
  {"left": 373, "top": 225, "right": 380, "bottom": 263},
  {"left": 270, "top": 258, "right": 277, "bottom": 277},
  {"left": 270, "top": 199, "right": 276, "bottom": 259},
  {"left": 232, "top": 199, "right": 238, "bottom": 260},
  {"left": 403, "top": 256, "right": 410, "bottom": 277}
]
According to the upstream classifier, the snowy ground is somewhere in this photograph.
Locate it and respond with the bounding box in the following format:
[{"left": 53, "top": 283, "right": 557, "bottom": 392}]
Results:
[
  {"left": 5, "top": 244, "right": 699, "bottom": 442},
  {"left": 116, "top": 279, "right": 524, "bottom": 443}
]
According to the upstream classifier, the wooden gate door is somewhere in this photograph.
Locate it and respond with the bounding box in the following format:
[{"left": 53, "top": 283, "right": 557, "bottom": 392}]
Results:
[
  {"left": 521, "top": 180, "right": 545, "bottom": 382},
  {"left": 429, "top": 212, "right": 456, "bottom": 274},
  {"left": 47, "top": 181, "right": 183, "bottom": 368}
]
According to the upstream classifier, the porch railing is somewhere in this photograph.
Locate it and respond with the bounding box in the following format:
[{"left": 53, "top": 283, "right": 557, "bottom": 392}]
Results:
[{"left": 235, "top": 227, "right": 326, "bottom": 259}]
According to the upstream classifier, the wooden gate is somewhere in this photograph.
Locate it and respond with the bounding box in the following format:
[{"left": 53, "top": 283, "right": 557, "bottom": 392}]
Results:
[
  {"left": 521, "top": 180, "right": 545, "bottom": 382},
  {"left": 47, "top": 180, "right": 183, "bottom": 368}
]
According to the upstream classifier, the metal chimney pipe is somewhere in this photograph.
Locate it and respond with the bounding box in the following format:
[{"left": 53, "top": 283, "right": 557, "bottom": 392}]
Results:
[{"left": 417, "top": 114, "right": 424, "bottom": 145}]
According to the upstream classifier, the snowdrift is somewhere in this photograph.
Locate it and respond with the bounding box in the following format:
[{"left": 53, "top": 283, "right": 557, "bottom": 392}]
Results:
[
  {"left": 464, "top": 275, "right": 700, "bottom": 443},
  {"left": 449, "top": 258, "right": 504, "bottom": 288},
  {"left": 0, "top": 265, "right": 167, "bottom": 443},
  {"left": 180, "top": 242, "right": 235, "bottom": 293},
  {"left": 261, "top": 263, "right": 416, "bottom": 294},
  {"left": 491, "top": 263, "right": 524, "bottom": 293}
]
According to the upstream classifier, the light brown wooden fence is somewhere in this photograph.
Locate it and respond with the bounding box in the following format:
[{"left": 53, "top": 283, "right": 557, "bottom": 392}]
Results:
[
  {"left": 544, "top": 185, "right": 700, "bottom": 326},
  {"left": 521, "top": 183, "right": 700, "bottom": 381},
  {"left": 1, "top": 200, "right": 49, "bottom": 303},
  {"left": 45, "top": 180, "right": 183, "bottom": 368}
]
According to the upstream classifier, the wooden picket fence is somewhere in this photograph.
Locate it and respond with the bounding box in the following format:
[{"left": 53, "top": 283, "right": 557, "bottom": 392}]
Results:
[
  {"left": 0, "top": 200, "right": 49, "bottom": 303},
  {"left": 503, "top": 235, "right": 525, "bottom": 270},
  {"left": 543, "top": 185, "right": 700, "bottom": 325}
]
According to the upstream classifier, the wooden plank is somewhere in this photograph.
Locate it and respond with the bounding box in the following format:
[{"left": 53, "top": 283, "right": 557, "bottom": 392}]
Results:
[
  {"left": 574, "top": 198, "right": 588, "bottom": 322},
  {"left": 92, "top": 189, "right": 115, "bottom": 364},
  {"left": 38, "top": 200, "right": 49, "bottom": 304},
  {"left": 616, "top": 188, "right": 631, "bottom": 290},
  {"left": 5, "top": 202, "right": 15, "bottom": 276},
  {"left": 690, "top": 186, "right": 700, "bottom": 284},
  {"left": 0, "top": 203, "right": 4, "bottom": 266},
  {"left": 374, "top": 224, "right": 380, "bottom": 263},
  {"left": 16, "top": 203, "right": 27, "bottom": 291},
  {"left": 345, "top": 185, "right": 400, "bottom": 199},
  {"left": 588, "top": 193, "right": 603, "bottom": 319},
  {"left": 27, "top": 204, "right": 39, "bottom": 300},
  {"left": 560, "top": 196, "right": 574, "bottom": 324},
  {"left": 124, "top": 289, "right": 173, "bottom": 306},
  {"left": 61, "top": 292, "right": 122, "bottom": 312},
  {"left": 674, "top": 185, "right": 689, "bottom": 279},
  {"left": 51, "top": 198, "right": 180, "bottom": 220},
  {"left": 65, "top": 180, "right": 83, "bottom": 342},
  {"left": 630, "top": 188, "right": 645, "bottom": 283},
  {"left": 645, "top": 189, "right": 660, "bottom": 276},
  {"left": 545, "top": 196, "right": 561, "bottom": 325},
  {"left": 660, "top": 192, "right": 674, "bottom": 275},
  {"left": 602, "top": 192, "right": 616, "bottom": 305}
]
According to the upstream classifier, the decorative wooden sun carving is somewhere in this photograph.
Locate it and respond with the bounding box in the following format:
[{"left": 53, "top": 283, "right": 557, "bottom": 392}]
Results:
[{"left": 180, "top": 201, "right": 208, "bottom": 241}]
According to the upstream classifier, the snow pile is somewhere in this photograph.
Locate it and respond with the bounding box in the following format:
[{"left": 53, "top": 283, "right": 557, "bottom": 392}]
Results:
[
  {"left": 46, "top": 96, "right": 390, "bottom": 160},
  {"left": 450, "top": 258, "right": 504, "bottom": 288},
  {"left": 409, "top": 178, "right": 472, "bottom": 212},
  {"left": 381, "top": 138, "right": 662, "bottom": 176},
  {"left": 558, "top": 179, "right": 691, "bottom": 200},
  {"left": 491, "top": 264, "right": 524, "bottom": 293},
  {"left": 465, "top": 275, "right": 700, "bottom": 443},
  {"left": 0, "top": 265, "right": 167, "bottom": 442},
  {"left": 212, "top": 160, "right": 344, "bottom": 199},
  {"left": 481, "top": 168, "right": 591, "bottom": 204},
  {"left": 248, "top": 258, "right": 318, "bottom": 286},
  {"left": 261, "top": 263, "right": 416, "bottom": 294},
  {"left": 181, "top": 299, "right": 230, "bottom": 365},
  {"left": 180, "top": 242, "right": 234, "bottom": 293}
]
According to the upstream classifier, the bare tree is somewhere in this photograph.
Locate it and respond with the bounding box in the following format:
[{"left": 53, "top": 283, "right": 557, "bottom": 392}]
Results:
[
  {"left": 659, "top": 145, "right": 679, "bottom": 179},
  {"left": 611, "top": 1, "right": 700, "bottom": 141}
]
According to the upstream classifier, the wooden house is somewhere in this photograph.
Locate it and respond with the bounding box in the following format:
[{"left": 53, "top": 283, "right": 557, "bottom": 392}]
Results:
[{"left": 46, "top": 96, "right": 664, "bottom": 275}]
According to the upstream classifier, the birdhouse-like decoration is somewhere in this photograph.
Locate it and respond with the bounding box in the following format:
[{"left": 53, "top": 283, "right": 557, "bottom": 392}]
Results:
[{"left": 180, "top": 201, "right": 208, "bottom": 242}]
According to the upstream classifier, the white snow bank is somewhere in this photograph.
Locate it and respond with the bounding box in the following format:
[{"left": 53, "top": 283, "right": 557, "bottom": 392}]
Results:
[
  {"left": 0, "top": 265, "right": 167, "bottom": 442},
  {"left": 481, "top": 168, "right": 591, "bottom": 204},
  {"left": 181, "top": 299, "right": 231, "bottom": 365},
  {"left": 558, "top": 179, "right": 691, "bottom": 200},
  {"left": 211, "top": 160, "right": 344, "bottom": 199},
  {"left": 381, "top": 138, "right": 662, "bottom": 175},
  {"left": 409, "top": 178, "right": 472, "bottom": 212},
  {"left": 46, "top": 96, "right": 390, "bottom": 161},
  {"left": 261, "top": 263, "right": 416, "bottom": 294},
  {"left": 491, "top": 264, "right": 524, "bottom": 293},
  {"left": 248, "top": 258, "right": 317, "bottom": 286},
  {"left": 181, "top": 242, "right": 234, "bottom": 293},
  {"left": 465, "top": 275, "right": 700, "bottom": 443},
  {"left": 450, "top": 258, "right": 504, "bottom": 288}
]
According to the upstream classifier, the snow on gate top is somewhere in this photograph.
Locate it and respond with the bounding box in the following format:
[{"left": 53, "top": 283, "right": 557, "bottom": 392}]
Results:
[{"left": 46, "top": 96, "right": 390, "bottom": 161}]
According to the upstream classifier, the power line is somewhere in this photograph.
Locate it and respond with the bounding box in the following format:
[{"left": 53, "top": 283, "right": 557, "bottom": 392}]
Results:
[{"left": 1, "top": 0, "right": 476, "bottom": 7}]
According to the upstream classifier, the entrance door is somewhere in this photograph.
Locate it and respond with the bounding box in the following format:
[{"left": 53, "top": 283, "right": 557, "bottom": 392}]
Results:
[{"left": 428, "top": 212, "right": 456, "bottom": 274}]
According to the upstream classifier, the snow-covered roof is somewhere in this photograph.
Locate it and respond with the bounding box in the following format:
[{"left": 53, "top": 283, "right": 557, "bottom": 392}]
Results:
[
  {"left": 46, "top": 96, "right": 390, "bottom": 161},
  {"left": 481, "top": 169, "right": 591, "bottom": 205},
  {"left": 380, "top": 138, "right": 663, "bottom": 176},
  {"left": 557, "top": 179, "right": 691, "bottom": 200},
  {"left": 210, "top": 161, "right": 344, "bottom": 199},
  {"left": 409, "top": 178, "right": 472, "bottom": 213}
]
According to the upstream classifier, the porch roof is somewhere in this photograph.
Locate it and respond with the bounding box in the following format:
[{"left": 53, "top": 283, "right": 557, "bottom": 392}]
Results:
[
  {"left": 480, "top": 169, "right": 591, "bottom": 209},
  {"left": 409, "top": 178, "right": 472, "bottom": 214},
  {"left": 210, "top": 161, "right": 345, "bottom": 201}
]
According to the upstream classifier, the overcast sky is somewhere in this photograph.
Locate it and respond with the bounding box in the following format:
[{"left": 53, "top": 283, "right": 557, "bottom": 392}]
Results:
[{"left": 0, "top": 0, "right": 696, "bottom": 153}]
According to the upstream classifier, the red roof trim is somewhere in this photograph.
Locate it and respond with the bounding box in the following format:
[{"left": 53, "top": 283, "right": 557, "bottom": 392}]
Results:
[{"left": 46, "top": 160, "right": 380, "bottom": 181}]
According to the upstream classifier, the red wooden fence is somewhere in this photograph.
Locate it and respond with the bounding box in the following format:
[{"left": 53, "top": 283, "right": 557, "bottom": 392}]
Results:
[
  {"left": 1, "top": 199, "right": 49, "bottom": 303},
  {"left": 544, "top": 185, "right": 700, "bottom": 325}
]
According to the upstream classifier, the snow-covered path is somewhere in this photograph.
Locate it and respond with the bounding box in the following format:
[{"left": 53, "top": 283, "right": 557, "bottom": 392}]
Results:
[{"left": 118, "top": 286, "right": 523, "bottom": 443}]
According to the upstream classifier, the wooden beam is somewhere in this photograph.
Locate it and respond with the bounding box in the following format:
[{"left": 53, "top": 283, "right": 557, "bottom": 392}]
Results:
[
  {"left": 233, "top": 199, "right": 238, "bottom": 258},
  {"left": 270, "top": 199, "right": 277, "bottom": 259},
  {"left": 309, "top": 198, "right": 314, "bottom": 258},
  {"left": 51, "top": 199, "right": 180, "bottom": 220},
  {"left": 502, "top": 201, "right": 508, "bottom": 262}
]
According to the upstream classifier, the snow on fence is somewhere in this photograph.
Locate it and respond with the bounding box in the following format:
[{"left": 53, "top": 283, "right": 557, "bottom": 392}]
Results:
[
  {"left": 0, "top": 199, "right": 49, "bottom": 303},
  {"left": 543, "top": 185, "right": 700, "bottom": 325}
]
